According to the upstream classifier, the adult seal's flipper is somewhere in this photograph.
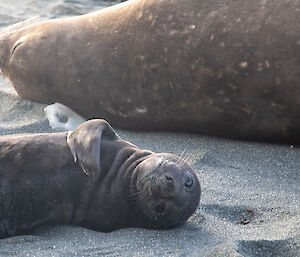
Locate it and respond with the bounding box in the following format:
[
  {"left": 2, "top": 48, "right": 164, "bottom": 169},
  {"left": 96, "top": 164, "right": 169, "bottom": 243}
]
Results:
[{"left": 44, "top": 103, "right": 86, "bottom": 131}]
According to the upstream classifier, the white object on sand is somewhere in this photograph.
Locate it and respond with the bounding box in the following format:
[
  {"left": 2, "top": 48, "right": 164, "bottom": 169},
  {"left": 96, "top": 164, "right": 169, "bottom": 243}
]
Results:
[{"left": 44, "top": 103, "right": 86, "bottom": 131}]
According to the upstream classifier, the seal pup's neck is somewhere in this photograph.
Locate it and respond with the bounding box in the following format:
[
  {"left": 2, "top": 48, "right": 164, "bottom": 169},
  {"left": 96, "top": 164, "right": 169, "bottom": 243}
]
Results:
[
  {"left": 121, "top": 151, "right": 155, "bottom": 224},
  {"left": 81, "top": 145, "right": 152, "bottom": 232}
]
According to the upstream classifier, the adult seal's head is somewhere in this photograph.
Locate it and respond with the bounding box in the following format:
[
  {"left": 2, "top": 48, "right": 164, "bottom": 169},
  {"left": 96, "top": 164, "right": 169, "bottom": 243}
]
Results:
[{"left": 127, "top": 153, "right": 201, "bottom": 229}]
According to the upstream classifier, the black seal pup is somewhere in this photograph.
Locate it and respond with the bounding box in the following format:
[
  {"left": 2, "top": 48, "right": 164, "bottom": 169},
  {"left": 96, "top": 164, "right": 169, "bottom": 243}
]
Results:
[{"left": 0, "top": 119, "right": 200, "bottom": 238}]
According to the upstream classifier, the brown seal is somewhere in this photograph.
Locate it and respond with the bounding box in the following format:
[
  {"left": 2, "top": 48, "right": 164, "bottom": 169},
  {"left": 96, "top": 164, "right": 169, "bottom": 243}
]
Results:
[
  {"left": 0, "top": 119, "right": 200, "bottom": 238},
  {"left": 0, "top": 0, "right": 299, "bottom": 143}
]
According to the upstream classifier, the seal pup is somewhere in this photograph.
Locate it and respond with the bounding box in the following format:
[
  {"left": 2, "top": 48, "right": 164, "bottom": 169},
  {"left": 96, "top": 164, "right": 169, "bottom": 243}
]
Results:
[
  {"left": 0, "top": 0, "right": 299, "bottom": 143},
  {"left": 0, "top": 119, "right": 201, "bottom": 238}
]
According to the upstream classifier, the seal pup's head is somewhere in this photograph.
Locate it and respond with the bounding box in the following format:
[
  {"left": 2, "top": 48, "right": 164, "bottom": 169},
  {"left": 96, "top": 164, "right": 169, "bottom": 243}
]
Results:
[
  {"left": 66, "top": 119, "right": 200, "bottom": 230},
  {"left": 131, "top": 153, "right": 201, "bottom": 229}
]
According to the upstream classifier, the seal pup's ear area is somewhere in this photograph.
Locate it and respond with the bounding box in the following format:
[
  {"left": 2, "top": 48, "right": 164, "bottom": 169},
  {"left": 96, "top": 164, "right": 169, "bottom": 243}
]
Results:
[{"left": 67, "top": 119, "right": 119, "bottom": 181}]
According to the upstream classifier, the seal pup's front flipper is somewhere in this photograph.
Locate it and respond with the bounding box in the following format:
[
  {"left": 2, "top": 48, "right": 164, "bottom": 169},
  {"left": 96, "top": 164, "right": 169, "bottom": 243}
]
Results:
[{"left": 67, "top": 119, "right": 120, "bottom": 181}]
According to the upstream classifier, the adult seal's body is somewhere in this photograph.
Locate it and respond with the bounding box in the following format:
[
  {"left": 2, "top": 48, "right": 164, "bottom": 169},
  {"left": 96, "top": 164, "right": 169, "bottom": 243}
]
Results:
[
  {"left": 0, "top": 0, "right": 299, "bottom": 143},
  {"left": 0, "top": 119, "right": 200, "bottom": 238}
]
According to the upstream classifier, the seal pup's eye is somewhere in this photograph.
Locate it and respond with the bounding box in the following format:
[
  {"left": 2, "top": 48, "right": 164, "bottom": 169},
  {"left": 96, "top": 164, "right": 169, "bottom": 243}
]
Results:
[
  {"left": 154, "top": 203, "right": 166, "bottom": 215},
  {"left": 184, "top": 177, "right": 194, "bottom": 187}
]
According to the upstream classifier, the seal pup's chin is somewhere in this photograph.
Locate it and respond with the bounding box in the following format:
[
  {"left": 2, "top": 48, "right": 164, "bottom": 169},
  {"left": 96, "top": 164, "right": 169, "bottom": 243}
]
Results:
[{"left": 132, "top": 154, "right": 201, "bottom": 229}]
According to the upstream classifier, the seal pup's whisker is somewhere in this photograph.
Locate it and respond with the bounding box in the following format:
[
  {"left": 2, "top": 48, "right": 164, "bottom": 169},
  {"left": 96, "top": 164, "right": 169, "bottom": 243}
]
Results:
[
  {"left": 179, "top": 150, "right": 187, "bottom": 162},
  {"left": 179, "top": 148, "right": 187, "bottom": 159},
  {"left": 183, "top": 152, "right": 193, "bottom": 164},
  {"left": 179, "top": 150, "right": 191, "bottom": 166}
]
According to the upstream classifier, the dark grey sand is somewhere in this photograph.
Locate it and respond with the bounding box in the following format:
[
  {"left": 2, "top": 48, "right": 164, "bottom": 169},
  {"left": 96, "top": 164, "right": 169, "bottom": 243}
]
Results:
[{"left": 0, "top": 1, "right": 299, "bottom": 256}]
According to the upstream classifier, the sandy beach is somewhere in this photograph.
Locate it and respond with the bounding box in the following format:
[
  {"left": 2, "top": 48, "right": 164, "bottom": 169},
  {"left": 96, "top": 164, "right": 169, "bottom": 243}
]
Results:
[{"left": 0, "top": 1, "right": 299, "bottom": 256}]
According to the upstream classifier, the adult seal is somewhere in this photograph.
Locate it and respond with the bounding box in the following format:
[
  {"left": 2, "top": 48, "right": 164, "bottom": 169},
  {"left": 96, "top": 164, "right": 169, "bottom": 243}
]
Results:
[
  {"left": 0, "top": 0, "right": 299, "bottom": 143},
  {"left": 0, "top": 119, "right": 200, "bottom": 238}
]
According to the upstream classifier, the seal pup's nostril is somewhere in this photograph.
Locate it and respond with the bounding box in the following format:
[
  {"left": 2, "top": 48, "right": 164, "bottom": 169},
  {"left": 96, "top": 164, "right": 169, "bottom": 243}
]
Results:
[{"left": 165, "top": 175, "right": 173, "bottom": 181}]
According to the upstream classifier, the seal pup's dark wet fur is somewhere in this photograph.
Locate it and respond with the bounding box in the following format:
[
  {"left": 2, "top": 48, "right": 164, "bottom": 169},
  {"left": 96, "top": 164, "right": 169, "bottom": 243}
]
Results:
[{"left": 0, "top": 119, "right": 200, "bottom": 238}]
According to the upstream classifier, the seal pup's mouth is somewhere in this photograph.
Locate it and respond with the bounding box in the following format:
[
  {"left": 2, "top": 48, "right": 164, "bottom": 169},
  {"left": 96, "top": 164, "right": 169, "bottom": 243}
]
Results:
[{"left": 154, "top": 203, "right": 167, "bottom": 215}]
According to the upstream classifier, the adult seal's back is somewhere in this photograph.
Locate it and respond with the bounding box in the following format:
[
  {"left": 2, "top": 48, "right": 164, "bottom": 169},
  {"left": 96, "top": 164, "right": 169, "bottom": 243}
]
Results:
[
  {"left": 0, "top": 119, "right": 200, "bottom": 238},
  {"left": 0, "top": 0, "right": 299, "bottom": 143}
]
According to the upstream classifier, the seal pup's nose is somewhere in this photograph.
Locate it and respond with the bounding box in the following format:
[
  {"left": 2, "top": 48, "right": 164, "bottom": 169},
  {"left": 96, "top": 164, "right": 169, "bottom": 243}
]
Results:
[
  {"left": 165, "top": 175, "right": 173, "bottom": 181},
  {"left": 161, "top": 174, "right": 175, "bottom": 193}
]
